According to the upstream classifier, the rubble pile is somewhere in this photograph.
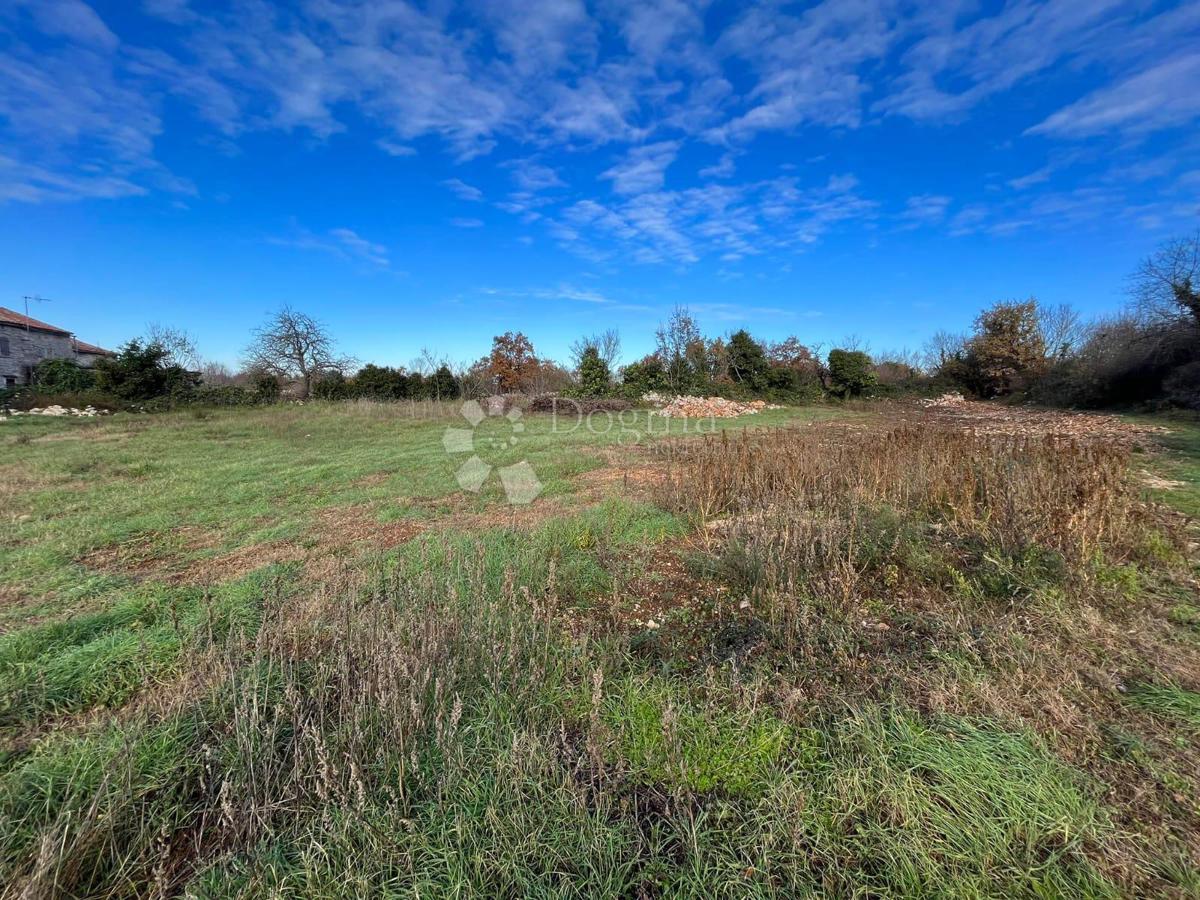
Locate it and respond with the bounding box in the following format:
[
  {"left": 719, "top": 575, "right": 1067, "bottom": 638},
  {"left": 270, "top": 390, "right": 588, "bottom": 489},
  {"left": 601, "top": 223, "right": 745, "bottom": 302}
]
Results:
[
  {"left": 654, "top": 395, "right": 782, "bottom": 418},
  {"left": 918, "top": 392, "right": 968, "bottom": 408},
  {"left": 1, "top": 405, "right": 108, "bottom": 420}
]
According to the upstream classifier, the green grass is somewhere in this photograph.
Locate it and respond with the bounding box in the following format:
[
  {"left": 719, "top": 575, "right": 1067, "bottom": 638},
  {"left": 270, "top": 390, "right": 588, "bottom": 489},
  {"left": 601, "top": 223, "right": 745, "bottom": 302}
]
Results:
[
  {"left": 1132, "top": 413, "right": 1200, "bottom": 516},
  {"left": 599, "top": 674, "right": 790, "bottom": 795},
  {"left": 0, "top": 402, "right": 840, "bottom": 601},
  {"left": 1128, "top": 681, "right": 1200, "bottom": 732},
  {"left": 1, "top": 401, "right": 1198, "bottom": 896}
]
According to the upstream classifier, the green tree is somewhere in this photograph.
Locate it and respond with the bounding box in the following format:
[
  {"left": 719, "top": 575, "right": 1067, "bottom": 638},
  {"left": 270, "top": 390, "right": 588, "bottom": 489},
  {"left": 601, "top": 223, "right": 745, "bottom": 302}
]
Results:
[
  {"left": 727, "top": 329, "right": 768, "bottom": 388},
  {"left": 620, "top": 355, "right": 667, "bottom": 395},
  {"left": 94, "top": 340, "right": 199, "bottom": 401},
  {"left": 577, "top": 346, "right": 611, "bottom": 396},
  {"left": 827, "top": 349, "right": 876, "bottom": 398},
  {"left": 431, "top": 364, "right": 459, "bottom": 401}
]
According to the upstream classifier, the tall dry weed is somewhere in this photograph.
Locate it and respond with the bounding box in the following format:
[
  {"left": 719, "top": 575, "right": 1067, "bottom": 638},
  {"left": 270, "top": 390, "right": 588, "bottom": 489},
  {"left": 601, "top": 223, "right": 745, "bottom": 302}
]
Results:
[{"left": 657, "top": 424, "right": 1138, "bottom": 563}]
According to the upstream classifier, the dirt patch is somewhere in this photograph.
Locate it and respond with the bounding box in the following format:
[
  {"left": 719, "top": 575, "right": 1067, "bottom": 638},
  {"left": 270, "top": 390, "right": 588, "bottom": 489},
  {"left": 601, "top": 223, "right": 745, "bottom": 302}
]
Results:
[
  {"left": 0, "top": 585, "right": 49, "bottom": 634},
  {"left": 310, "top": 504, "right": 426, "bottom": 549},
  {"left": 183, "top": 540, "right": 310, "bottom": 584},
  {"left": 352, "top": 471, "right": 393, "bottom": 488},
  {"left": 79, "top": 526, "right": 223, "bottom": 579},
  {"left": 575, "top": 459, "right": 666, "bottom": 502},
  {"left": 1140, "top": 469, "right": 1186, "bottom": 491},
  {"left": 913, "top": 400, "right": 1169, "bottom": 447}
]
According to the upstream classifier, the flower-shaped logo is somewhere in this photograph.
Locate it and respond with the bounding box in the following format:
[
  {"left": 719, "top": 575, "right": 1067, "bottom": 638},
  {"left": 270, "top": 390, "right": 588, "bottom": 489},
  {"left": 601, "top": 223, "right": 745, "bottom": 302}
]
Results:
[{"left": 442, "top": 400, "right": 543, "bottom": 505}]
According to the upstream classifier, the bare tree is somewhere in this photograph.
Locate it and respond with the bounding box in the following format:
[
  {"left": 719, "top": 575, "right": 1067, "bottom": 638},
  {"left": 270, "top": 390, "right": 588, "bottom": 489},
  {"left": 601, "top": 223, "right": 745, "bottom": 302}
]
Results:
[
  {"left": 411, "top": 346, "right": 444, "bottom": 376},
  {"left": 454, "top": 359, "right": 491, "bottom": 400},
  {"left": 144, "top": 323, "right": 201, "bottom": 370},
  {"left": 1038, "top": 302, "right": 1085, "bottom": 362},
  {"left": 1132, "top": 232, "right": 1200, "bottom": 328},
  {"left": 655, "top": 307, "right": 702, "bottom": 393},
  {"left": 922, "top": 329, "right": 967, "bottom": 372},
  {"left": 200, "top": 361, "right": 235, "bottom": 385},
  {"left": 243, "top": 306, "right": 353, "bottom": 398},
  {"left": 874, "top": 347, "right": 924, "bottom": 376},
  {"left": 568, "top": 329, "right": 622, "bottom": 371}
]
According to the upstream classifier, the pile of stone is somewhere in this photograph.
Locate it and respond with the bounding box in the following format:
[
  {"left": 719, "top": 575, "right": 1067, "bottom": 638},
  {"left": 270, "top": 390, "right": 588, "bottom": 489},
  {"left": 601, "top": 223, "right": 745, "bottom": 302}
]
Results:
[
  {"left": 1, "top": 405, "right": 108, "bottom": 420},
  {"left": 641, "top": 391, "right": 670, "bottom": 407},
  {"left": 655, "top": 396, "right": 781, "bottom": 418},
  {"left": 918, "top": 392, "right": 967, "bottom": 408}
]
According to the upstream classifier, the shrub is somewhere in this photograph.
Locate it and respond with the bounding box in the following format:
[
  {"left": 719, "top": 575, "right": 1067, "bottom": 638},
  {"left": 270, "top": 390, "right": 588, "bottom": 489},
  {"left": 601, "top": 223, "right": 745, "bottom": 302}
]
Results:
[
  {"left": 827, "top": 349, "right": 875, "bottom": 397},
  {"left": 190, "top": 385, "right": 259, "bottom": 407},
  {"left": 310, "top": 371, "right": 351, "bottom": 400},
  {"left": 32, "top": 358, "right": 95, "bottom": 393},
  {"left": 620, "top": 355, "right": 667, "bottom": 395},
  {"left": 1163, "top": 360, "right": 1200, "bottom": 410},
  {"left": 353, "top": 363, "right": 408, "bottom": 400},
  {"left": 1031, "top": 316, "right": 1198, "bottom": 408},
  {"left": 251, "top": 372, "right": 281, "bottom": 402},
  {"left": 93, "top": 340, "right": 200, "bottom": 401},
  {"left": 763, "top": 364, "right": 825, "bottom": 402}
]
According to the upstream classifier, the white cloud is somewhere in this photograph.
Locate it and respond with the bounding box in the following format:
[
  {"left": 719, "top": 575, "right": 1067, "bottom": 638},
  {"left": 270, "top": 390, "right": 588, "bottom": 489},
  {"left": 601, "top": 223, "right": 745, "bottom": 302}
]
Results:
[
  {"left": 711, "top": 0, "right": 900, "bottom": 142},
  {"left": 0, "top": 0, "right": 1193, "bottom": 254},
  {"left": 900, "top": 194, "right": 951, "bottom": 227},
  {"left": 270, "top": 224, "right": 391, "bottom": 269},
  {"left": 504, "top": 158, "right": 565, "bottom": 192},
  {"left": 0, "top": 155, "right": 146, "bottom": 203},
  {"left": 451, "top": 217, "right": 484, "bottom": 228},
  {"left": 556, "top": 173, "right": 874, "bottom": 265},
  {"left": 12, "top": 0, "right": 118, "bottom": 49},
  {"left": 601, "top": 141, "right": 681, "bottom": 195},
  {"left": 876, "top": 0, "right": 1129, "bottom": 122},
  {"left": 376, "top": 139, "right": 417, "bottom": 157},
  {"left": 1028, "top": 54, "right": 1200, "bottom": 138},
  {"left": 442, "top": 178, "right": 484, "bottom": 201},
  {"left": 699, "top": 152, "right": 736, "bottom": 179}
]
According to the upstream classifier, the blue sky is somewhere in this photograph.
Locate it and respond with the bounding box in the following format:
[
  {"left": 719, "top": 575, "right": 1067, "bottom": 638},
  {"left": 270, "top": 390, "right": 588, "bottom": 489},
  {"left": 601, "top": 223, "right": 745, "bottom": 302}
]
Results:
[{"left": 1, "top": 0, "right": 1198, "bottom": 369}]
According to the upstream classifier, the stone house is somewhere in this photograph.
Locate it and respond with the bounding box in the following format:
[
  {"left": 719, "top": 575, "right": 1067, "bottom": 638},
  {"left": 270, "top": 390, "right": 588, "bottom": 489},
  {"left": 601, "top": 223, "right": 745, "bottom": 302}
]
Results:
[{"left": 0, "top": 307, "right": 114, "bottom": 388}]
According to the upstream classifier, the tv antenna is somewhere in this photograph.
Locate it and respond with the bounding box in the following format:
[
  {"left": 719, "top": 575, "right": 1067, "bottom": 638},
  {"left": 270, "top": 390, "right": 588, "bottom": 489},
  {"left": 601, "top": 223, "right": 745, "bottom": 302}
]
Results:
[{"left": 21, "top": 295, "right": 53, "bottom": 331}]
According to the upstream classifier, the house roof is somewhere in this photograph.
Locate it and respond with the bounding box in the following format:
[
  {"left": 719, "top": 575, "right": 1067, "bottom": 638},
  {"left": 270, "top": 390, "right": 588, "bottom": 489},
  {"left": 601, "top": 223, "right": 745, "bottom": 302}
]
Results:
[
  {"left": 0, "top": 306, "right": 71, "bottom": 336},
  {"left": 73, "top": 339, "right": 115, "bottom": 356}
]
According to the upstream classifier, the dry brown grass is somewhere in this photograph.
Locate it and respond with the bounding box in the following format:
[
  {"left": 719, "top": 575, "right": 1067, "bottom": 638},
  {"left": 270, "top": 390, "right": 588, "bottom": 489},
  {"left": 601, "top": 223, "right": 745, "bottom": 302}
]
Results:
[
  {"left": 657, "top": 424, "right": 1140, "bottom": 561},
  {"left": 652, "top": 421, "right": 1200, "bottom": 879}
]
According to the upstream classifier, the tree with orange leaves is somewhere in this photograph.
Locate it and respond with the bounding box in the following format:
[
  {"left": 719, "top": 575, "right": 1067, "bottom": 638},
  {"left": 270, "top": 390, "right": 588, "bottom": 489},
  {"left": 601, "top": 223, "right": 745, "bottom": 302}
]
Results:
[{"left": 488, "top": 331, "right": 538, "bottom": 392}]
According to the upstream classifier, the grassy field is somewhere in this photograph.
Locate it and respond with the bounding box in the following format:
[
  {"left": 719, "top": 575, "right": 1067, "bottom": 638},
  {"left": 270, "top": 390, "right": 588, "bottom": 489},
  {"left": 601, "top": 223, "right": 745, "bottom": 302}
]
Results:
[{"left": 1, "top": 400, "right": 1198, "bottom": 897}]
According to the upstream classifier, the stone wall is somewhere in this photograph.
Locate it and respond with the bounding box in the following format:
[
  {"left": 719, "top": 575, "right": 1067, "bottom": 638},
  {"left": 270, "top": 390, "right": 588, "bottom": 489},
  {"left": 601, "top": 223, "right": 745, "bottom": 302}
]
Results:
[{"left": 0, "top": 326, "right": 75, "bottom": 386}]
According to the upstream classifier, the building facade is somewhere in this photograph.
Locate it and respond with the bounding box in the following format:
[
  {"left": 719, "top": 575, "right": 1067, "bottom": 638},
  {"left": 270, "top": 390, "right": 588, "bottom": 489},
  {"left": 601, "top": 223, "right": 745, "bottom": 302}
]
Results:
[{"left": 0, "top": 307, "right": 113, "bottom": 387}]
